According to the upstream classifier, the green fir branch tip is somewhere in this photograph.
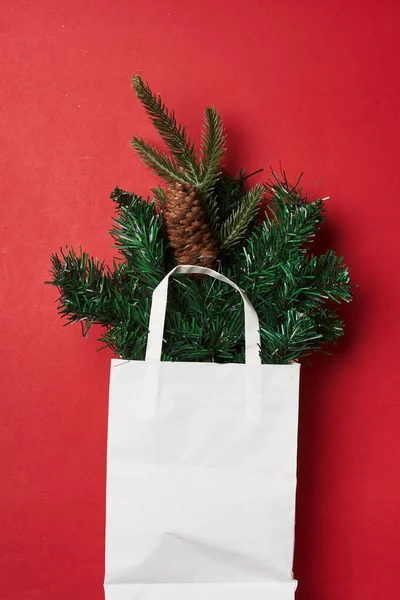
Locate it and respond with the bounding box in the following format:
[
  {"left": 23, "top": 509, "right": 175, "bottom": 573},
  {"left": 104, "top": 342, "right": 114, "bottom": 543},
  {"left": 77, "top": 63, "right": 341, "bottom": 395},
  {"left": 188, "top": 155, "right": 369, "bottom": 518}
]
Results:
[
  {"left": 130, "top": 137, "right": 188, "bottom": 185},
  {"left": 219, "top": 183, "right": 265, "bottom": 250},
  {"left": 198, "top": 107, "right": 226, "bottom": 194},
  {"left": 132, "top": 74, "right": 199, "bottom": 183}
]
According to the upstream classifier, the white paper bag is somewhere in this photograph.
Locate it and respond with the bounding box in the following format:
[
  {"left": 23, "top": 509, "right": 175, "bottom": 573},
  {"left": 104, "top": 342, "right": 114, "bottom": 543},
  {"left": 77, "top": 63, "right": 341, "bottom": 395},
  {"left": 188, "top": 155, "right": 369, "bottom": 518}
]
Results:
[{"left": 104, "top": 265, "right": 300, "bottom": 599}]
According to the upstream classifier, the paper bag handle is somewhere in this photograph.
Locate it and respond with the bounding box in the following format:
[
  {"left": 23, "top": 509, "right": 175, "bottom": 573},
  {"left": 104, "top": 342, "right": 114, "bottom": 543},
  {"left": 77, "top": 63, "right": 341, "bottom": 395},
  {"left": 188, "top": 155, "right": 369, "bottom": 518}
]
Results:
[{"left": 145, "top": 265, "right": 261, "bottom": 365}]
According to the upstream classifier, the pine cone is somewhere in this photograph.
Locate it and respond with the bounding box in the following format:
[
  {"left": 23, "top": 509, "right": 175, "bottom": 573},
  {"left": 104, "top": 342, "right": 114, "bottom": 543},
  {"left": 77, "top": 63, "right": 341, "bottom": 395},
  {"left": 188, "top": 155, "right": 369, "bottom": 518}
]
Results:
[{"left": 163, "top": 183, "right": 219, "bottom": 268}]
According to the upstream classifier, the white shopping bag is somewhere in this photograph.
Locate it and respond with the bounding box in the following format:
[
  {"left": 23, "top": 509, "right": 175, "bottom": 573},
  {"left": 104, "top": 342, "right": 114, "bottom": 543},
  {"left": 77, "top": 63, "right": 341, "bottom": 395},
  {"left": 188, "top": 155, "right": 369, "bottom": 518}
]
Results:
[{"left": 104, "top": 265, "right": 300, "bottom": 600}]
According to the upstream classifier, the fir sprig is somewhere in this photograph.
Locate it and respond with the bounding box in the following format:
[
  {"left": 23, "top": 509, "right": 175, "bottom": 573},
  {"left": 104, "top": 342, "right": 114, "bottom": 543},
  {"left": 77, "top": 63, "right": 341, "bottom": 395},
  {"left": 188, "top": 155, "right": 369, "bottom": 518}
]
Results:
[
  {"left": 219, "top": 183, "right": 265, "bottom": 250},
  {"left": 49, "top": 249, "right": 126, "bottom": 333},
  {"left": 131, "top": 75, "right": 227, "bottom": 200},
  {"left": 109, "top": 188, "right": 166, "bottom": 292},
  {"left": 129, "top": 137, "right": 188, "bottom": 185},
  {"left": 150, "top": 185, "right": 168, "bottom": 207},
  {"left": 199, "top": 107, "right": 226, "bottom": 194},
  {"left": 132, "top": 75, "right": 199, "bottom": 184},
  {"left": 214, "top": 169, "right": 247, "bottom": 222}
]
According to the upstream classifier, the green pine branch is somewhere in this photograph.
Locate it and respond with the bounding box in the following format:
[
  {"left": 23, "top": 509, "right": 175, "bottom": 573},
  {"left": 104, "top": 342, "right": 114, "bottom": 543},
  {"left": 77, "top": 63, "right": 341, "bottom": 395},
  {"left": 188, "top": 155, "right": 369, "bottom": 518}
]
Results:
[
  {"left": 202, "top": 191, "right": 221, "bottom": 239},
  {"left": 48, "top": 248, "right": 125, "bottom": 331},
  {"left": 295, "top": 252, "right": 352, "bottom": 305},
  {"left": 265, "top": 171, "right": 326, "bottom": 252},
  {"left": 48, "top": 244, "right": 155, "bottom": 358},
  {"left": 150, "top": 185, "right": 168, "bottom": 207},
  {"left": 98, "top": 285, "right": 151, "bottom": 359},
  {"left": 219, "top": 183, "right": 265, "bottom": 250},
  {"left": 110, "top": 188, "right": 166, "bottom": 292},
  {"left": 198, "top": 107, "right": 226, "bottom": 194},
  {"left": 214, "top": 169, "right": 246, "bottom": 223},
  {"left": 132, "top": 74, "right": 199, "bottom": 184},
  {"left": 315, "top": 307, "right": 345, "bottom": 345},
  {"left": 237, "top": 194, "right": 326, "bottom": 278},
  {"left": 260, "top": 309, "right": 324, "bottom": 363},
  {"left": 130, "top": 137, "right": 188, "bottom": 185}
]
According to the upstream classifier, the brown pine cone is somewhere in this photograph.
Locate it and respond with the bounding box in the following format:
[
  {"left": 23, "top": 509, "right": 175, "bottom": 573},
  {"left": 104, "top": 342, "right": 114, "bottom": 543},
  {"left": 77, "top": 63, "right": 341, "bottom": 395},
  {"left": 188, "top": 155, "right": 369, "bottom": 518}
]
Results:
[{"left": 163, "top": 183, "right": 219, "bottom": 268}]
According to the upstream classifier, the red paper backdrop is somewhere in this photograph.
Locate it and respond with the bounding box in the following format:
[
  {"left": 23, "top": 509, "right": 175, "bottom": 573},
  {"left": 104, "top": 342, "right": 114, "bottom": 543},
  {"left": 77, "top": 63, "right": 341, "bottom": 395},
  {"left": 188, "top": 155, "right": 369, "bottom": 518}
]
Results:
[{"left": 1, "top": 1, "right": 400, "bottom": 598}]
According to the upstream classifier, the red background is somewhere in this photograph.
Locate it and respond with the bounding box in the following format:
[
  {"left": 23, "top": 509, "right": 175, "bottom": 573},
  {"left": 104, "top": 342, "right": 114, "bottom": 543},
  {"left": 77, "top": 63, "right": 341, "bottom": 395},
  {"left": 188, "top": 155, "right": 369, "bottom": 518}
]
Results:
[{"left": 1, "top": 1, "right": 399, "bottom": 598}]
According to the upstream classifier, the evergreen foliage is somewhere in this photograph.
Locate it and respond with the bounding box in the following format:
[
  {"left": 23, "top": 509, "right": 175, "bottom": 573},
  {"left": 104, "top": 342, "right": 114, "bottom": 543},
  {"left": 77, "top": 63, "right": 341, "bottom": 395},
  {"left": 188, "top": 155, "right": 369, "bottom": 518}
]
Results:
[
  {"left": 199, "top": 107, "right": 226, "bottom": 194},
  {"left": 131, "top": 75, "right": 199, "bottom": 184},
  {"left": 129, "top": 137, "right": 188, "bottom": 185},
  {"left": 48, "top": 76, "right": 353, "bottom": 364},
  {"left": 219, "top": 183, "right": 264, "bottom": 250}
]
